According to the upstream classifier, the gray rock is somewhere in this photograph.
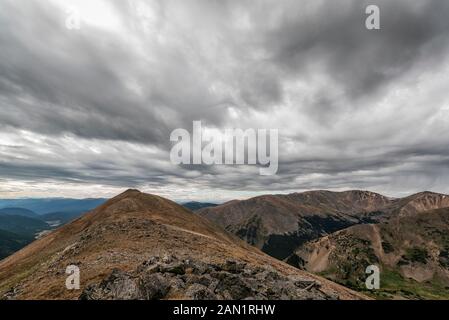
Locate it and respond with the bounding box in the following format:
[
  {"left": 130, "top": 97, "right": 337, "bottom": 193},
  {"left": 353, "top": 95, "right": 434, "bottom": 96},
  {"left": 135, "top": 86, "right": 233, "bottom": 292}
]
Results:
[
  {"left": 79, "top": 255, "right": 341, "bottom": 300},
  {"left": 186, "top": 284, "right": 218, "bottom": 300},
  {"left": 159, "top": 262, "right": 186, "bottom": 275},
  {"left": 80, "top": 269, "right": 140, "bottom": 300},
  {"left": 162, "top": 254, "right": 174, "bottom": 264},
  {"left": 138, "top": 273, "right": 171, "bottom": 300},
  {"left": 218, "top": 260, "right": 247, "bottom": 273},
  {"left": 214, "top": 272, "right": 253, "bottom": 300}
]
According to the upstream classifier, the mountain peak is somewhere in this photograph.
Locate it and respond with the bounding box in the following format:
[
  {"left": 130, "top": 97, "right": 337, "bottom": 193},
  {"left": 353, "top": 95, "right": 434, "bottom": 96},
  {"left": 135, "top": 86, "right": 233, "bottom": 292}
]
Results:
[
  {"left": 396, "top": 191, "right": 449, "bottom": 217},
  {"left": 120, "top": 188, "right": 142, "bottom": 196},
  {"left": 409, "top": 191, "right": 447, "bottom": 198}
]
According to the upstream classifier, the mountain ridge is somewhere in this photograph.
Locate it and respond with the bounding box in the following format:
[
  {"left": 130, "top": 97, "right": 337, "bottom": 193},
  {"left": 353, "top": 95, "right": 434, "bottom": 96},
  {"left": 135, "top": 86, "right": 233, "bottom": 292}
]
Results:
[
  {"left": 0, "top": 189, "right": 364, "bottom": 300},
  {"left": 197, "top": 190, "right": 449, "bottom": 261}
]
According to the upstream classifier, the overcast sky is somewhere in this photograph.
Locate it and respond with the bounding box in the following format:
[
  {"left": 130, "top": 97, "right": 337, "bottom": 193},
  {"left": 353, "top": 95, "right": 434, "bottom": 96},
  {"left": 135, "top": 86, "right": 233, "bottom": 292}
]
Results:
[{"left": 1, "top": 0, "right": 449, "bottom": 201}]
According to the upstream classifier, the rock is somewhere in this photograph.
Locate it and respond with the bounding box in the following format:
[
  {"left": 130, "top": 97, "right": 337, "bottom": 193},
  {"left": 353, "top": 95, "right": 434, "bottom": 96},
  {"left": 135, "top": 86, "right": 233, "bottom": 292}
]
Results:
[
  {"left": 218, "top": 260, "right": 247, "bottom": 273},
  {"left": 138, "top": 273, "right": 171, "bottom": 300},
  {"left": 160, "top": 262, "right": 185, "bottom": 275},
  {"left": 79, "top": 255, "right": 341, "bottom": 300},
  {"left": 293, "top": 279, "right": 320, "bottom": 290},
  {"left": 80, "top": 269, "right": 140, "bottom": 300},
  {"left": 185, "top": 284, "right": 218, "bottom": 300},
  {"left": 188, "top": 261, "right": 210, "bottom": 275},
  {"left": 79, "top": 284, "right": 100, "bottom": 300},
  {"left": 148, "top": 256, "right": 160, "bottom": 264},
  {"left": 137, "top": 262, "right": 160, "bottom": 274},
  {"left": 214, "top": 272, "right": 253, "bottom": 300},
  {"left": 168, "top": 276, "right": 186, "bottom": 292},
  {"left": 162, "top": 254, "right": 174, "bottom": 264},
  {"left": 102, "top": 269, "right": 140, "bottom": 299},
  {"left": 184, "top": 274, "right": 215, "bottom": 288},
  {"left": 255, "top": 269, "right": 283, "bottom": 282},
  {"left": 1, "top": 286, "right": 20, "bottom": 300}
]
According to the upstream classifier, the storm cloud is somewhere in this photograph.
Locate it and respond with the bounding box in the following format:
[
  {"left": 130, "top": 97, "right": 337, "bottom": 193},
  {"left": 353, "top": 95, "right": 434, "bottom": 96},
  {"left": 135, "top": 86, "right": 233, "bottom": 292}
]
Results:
[{"left": 1, "top": 0, "right": 449, "bottom": 201}]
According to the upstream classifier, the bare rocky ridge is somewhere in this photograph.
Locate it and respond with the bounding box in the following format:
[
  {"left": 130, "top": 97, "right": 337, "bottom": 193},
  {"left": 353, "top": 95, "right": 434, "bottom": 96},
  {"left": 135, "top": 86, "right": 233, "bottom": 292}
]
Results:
[{"left": 0, "top": 189, "right": 364, "bottom": 300}]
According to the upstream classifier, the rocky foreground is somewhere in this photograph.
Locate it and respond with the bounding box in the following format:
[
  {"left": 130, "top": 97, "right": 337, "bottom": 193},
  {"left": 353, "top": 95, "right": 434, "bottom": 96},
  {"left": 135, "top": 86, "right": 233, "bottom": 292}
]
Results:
[{"left": 81, "top": 255, "right": 336, "bottom": 300}]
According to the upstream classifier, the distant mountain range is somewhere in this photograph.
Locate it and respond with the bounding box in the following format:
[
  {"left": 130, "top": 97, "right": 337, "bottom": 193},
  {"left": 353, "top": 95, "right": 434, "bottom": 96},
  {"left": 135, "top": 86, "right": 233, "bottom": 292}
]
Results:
[
  {"left": 198, "top": 190, "right": 392, "bottom": 259},
  {"left": 0, "top": 199, "right": 107, "bottom": 259},
  {"left": 0, "top": 190, "right": 363, "bottom": 300},
  {"left": 198, "top": 190, "right": 449, "bottom": 299},
  {"left": 182, "top": 201, "right": 218, "bottom": 211},
  {"left": 0, "top": 208, "right": 38, "bottom": 218},
  {"left": 0, "top": 198, "right": 106, "bottom": 215}
]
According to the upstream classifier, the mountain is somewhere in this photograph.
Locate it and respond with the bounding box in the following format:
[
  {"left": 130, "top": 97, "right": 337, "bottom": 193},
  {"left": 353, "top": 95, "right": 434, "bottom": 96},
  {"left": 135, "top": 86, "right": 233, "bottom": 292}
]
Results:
[
  {"left": 383, "top": 191, "right": 449, "bottom": 218},
  {"left": 198, "top": 190, "right": 392, "bottom": 260},
  {"left": 197, "top": 190, "right": 449, "bottom": 262},
  {"left": 0, "top": 208, "right": 38, "bottom": 218},
  {"left": 0, "top": 210, "right": 84, "bottom": 260},
  {"left": 0, "top": 198, "right": 106, "bottom": 215},
  {"left": 39, "top": 211, "right": 86, "bottom": 227},
  {"left": 0, "top": 215, "right": 50, "bottom": 237},
  {"left": 0, "top": 230, "right": 33, "bottom": 260},
  {"left": 0, "top": 211, "right": 85, "bottom": 260},
  {"left": 182, "top": 201, "right": 218, "bottom": 211},
  {"left": 0, "top": 189, "right": 364, "bottom": 300},
  {"left": 292, "top": 207, "right": 449, "bottom": 300}
]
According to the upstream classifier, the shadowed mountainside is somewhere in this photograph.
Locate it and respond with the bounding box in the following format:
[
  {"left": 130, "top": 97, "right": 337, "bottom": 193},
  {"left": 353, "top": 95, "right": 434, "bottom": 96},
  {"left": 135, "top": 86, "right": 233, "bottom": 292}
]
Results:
[
  {"left": 198, "top": 191, "right": 449, "bottom": 261},
  {"left": 0, "top": 230, "right": 33, "bottom": 260},
  {"left": 198, "top": 190, "right": 393, "bottom": 259}
]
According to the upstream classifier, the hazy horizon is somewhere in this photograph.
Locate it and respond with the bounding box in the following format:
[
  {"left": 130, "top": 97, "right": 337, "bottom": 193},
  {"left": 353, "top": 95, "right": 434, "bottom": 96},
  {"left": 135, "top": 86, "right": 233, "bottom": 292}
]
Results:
[{"left": 1, "top": 187, "right": 447, "bottom": 204}]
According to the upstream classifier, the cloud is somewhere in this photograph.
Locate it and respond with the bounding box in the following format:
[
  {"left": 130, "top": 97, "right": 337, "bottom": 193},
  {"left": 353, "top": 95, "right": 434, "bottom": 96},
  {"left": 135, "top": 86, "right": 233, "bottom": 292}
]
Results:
[{"left": 1, "top": 0, "right": 449, "bottom": 200}]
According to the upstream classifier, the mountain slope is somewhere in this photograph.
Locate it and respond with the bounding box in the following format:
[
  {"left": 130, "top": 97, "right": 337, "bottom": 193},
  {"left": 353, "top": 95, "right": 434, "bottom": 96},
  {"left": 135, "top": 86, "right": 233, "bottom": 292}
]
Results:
[
  {"left": 0, "top": 215, "right": 49, "bottom": 237},
  {"left": 0, "top": 211, "right": 78, "bottom": 260},
  {"left": 291, "top": 207, "right": 449, "bottom": 299},
  {"left": 386, "top": 191, "right": 449, "bottom": 218},
  {"left": 39, "top": 211, "right": 86, "bottom": 226},
  {"left": 0, "top": 190, "right": 364, "bottom": 300},
  {"left": 0, "top": 230, "right": 33, "bottom": 260},
  {"left": 198, "top": 190, "right": 449, "bottom": 261},
  {"left": 0, "top": 208, "right": 38, "bottom": 218},
  {"left": 198, "top": 190, "right": 391, "bottom": 259}
]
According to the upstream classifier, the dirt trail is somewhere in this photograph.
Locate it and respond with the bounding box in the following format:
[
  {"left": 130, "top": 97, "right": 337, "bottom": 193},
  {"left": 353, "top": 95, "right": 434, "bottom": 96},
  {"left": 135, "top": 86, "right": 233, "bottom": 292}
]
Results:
[{"left": 369, "top": 224, "right": 384, "bottom": 259}]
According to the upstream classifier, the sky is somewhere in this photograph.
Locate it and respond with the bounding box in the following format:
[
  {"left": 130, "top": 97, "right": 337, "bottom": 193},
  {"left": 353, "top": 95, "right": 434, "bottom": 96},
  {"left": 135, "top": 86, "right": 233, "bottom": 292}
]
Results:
[{"left": 1, "top": 0, "right": 449, "bottom": 201}]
